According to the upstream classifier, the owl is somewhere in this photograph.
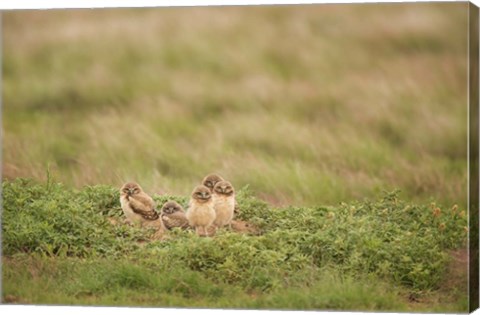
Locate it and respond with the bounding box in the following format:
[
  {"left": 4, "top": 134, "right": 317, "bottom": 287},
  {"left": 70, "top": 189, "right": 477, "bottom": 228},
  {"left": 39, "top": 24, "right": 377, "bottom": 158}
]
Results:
[
  {"left": 202, "top": 173, "right": 240, "bottom": 216},
  {"left": 161, "top": 200, "right": 189, "bottom": 230},
  {"left": 120, "top": 182, "right": 165, "bottom": 238},
  {"left": 186, "top": 185, "right": 216, "bottom": 236},
  {"left": 202, "top": 174, "right": 224, "bottom": 192},
  {"left": 212, "top": 180, "right": 235, "bottom": 228}
]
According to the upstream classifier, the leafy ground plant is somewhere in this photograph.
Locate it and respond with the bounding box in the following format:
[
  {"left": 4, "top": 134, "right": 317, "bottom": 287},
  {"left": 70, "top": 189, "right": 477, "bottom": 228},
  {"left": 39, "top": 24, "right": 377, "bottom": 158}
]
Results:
[{"left": 2, "top": 178, "right": 468, "bottom": 311}]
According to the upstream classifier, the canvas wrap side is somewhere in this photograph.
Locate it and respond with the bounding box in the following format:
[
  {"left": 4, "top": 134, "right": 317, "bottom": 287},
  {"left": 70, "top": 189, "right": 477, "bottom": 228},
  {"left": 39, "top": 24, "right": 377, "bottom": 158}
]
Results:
[{"left": 469, "top": 2, "right": 479, "bottom": 312}]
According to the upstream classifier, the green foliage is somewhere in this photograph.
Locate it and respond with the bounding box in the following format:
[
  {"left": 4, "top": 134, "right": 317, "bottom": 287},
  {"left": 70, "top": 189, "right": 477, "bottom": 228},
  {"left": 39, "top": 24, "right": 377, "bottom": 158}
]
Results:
[
  {"left": 4, "top": 254, "right": 418, "bottom": 311},
  {"left": 234, "top": 185, "right": 271, "bottom": 225},
  {"left": 246, "top": 190, "right": 467, "bottom": 291},
  {"left": 2, "top": 179, "right": 467, "bottom": 296},
  {"left": 155, "top": 232, "right": 311, "bottom": 292},
  {"left": 2, "top": 178, "right": 150, "bottom": 257},
  {"left": 79, "top": 184, "right": 121, "bottom": 217}
]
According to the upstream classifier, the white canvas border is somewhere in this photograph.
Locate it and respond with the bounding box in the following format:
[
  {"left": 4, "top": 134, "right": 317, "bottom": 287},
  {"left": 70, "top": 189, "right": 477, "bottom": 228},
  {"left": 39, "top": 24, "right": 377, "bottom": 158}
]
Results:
[{"left": 0, "top": 0, "right": 478, "bottom": 10}]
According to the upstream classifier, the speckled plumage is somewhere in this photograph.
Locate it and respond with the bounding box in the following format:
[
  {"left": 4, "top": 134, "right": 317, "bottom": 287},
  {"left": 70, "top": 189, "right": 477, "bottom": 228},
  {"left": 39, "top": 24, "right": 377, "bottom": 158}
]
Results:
[{"left": 161, "top": 200, "right": 189, "bottom": 230}]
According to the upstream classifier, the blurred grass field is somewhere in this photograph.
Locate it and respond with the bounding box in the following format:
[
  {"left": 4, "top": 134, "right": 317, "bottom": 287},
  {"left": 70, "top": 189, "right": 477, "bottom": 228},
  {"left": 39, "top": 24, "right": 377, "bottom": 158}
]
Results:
[{"left": 3, "top": 3, "right": 469, "bottom": 207}]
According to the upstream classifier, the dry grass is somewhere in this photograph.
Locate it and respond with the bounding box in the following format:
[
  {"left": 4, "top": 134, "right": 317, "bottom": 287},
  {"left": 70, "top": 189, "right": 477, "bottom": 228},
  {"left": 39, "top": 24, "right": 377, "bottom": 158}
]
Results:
[{"left": 2, "top": 2, "right": 469, "bottom": 207}]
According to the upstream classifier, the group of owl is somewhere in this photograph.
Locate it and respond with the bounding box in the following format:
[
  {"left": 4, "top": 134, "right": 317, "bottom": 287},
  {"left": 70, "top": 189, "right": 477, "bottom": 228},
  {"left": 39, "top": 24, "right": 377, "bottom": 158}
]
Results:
[{"left": 119, "top": 174, "right": 236, "bottom": 237}]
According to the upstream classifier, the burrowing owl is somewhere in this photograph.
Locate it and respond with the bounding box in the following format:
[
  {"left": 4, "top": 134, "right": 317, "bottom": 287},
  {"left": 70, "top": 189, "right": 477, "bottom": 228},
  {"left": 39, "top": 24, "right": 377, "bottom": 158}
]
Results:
[
  {"left": 212, "top": 180, "right": 235, "bottom": 228},
  {"left": 202, "top": 174, "right": 224, "bottom": 192},
  {"left": 161, "top": 200, "right": 189, "bottom": 230},
  {"left": 202, "top": 173, "right": 240, "bottom": 216},
  {"left": 186, "top": 185, "right": 216, "bottom": 236},
  {"left": 120, "top": 182, "right": 165, "bottom": 234}
]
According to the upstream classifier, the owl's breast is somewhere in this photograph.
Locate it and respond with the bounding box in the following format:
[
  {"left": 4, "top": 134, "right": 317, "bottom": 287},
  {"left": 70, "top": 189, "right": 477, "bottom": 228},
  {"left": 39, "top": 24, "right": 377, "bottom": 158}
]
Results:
[
  {"left": 213, "top": 194, "right": 235, "bottom": 226},
  {"left": 186, "top": 202, "right": 216, "bottom": 226},
  {"left": 120, "top": 196, "right": 142, "bottom": 223}
]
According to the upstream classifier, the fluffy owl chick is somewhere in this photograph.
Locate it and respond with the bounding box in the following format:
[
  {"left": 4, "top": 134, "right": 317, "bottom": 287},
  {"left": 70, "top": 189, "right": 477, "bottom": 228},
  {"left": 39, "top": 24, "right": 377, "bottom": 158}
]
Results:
[
  {"left": 120, "top": 182, "right": 160, "bottom": 225},
  {"left": 202, "top": 174, "right": 225, "bottom": 192},
  {"left": 161, "top": 200, "right": 189, "bottom": 230},
  {"left": 186, "top": 185, "right": 216, "bottom": 236},
  {"left": 212, "top": 180, "right": 235, "bottom": 228}
]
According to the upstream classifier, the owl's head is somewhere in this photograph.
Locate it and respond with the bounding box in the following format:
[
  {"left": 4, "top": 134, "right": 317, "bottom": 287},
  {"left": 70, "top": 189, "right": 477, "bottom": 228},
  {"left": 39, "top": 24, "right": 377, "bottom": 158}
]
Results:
[
  {"left": 202, "top": 174, "right": 224, "bottom": 192},
  {"left": 213, "top": 180, "right": 235, "bottom": 196},
  {"left": 161, "top": 201, "right": 183, "bottom": 214},
  {"left": 121, "top": 182, "right": 142, "bottom": 196},
  {"left": 192, "top": 185, "right": 212, "bottom": 203}
]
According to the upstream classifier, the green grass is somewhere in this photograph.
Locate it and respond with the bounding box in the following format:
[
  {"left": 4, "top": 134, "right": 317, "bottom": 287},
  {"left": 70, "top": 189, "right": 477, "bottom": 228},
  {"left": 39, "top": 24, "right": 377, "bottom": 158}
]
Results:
[
  {"left": 3, "top": 255, "right": 408, "bottom": 310},
  {"left": 2, "top": 178, "right": 468, "bottom": 311}
]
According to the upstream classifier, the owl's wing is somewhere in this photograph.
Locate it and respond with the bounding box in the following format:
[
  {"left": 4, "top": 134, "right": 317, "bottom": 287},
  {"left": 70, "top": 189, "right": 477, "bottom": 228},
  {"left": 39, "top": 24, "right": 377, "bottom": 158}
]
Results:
[
  {"left": 162, "top": 212, "right": 190, "bottom": 229},
  {"left": 129, "top": 197, "right": 159, "bottom": 220}
]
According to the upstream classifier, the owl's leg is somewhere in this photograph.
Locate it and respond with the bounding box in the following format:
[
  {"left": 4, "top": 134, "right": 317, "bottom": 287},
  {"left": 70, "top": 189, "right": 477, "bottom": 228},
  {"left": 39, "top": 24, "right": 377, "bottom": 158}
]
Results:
[
  {"left": 195, "top": 226, "right": 201, "bottom": 236},
  {"left": 203, "top": 226, "right": 209, "bottom": 237}
]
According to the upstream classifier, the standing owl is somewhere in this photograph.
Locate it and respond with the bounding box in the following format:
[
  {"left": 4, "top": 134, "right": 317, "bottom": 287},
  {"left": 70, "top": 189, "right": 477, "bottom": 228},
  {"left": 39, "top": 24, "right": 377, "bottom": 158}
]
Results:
[
  {"left": 161, "top": 200, "right": 189, "bottom": 230},
  {"left": 212, "top": 180, "right": 235, "bottom": 228},
  {"left": 202, "top": 174, "right": 224, "bottom": 192},
  {"left": 186, "top": 185, "right": 216, "bottom": 236},
  {"left": 119, "top": 182, "right": 165, "bottom": 234},
  {"left": 202, "top": 173, "right": 240, "bottom": 216}
]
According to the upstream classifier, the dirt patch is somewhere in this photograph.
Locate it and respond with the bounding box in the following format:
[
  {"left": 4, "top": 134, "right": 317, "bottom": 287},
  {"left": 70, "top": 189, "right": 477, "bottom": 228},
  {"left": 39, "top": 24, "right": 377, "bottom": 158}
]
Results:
[
  {"left": 442, "top": 248, "right": 468, "bottom": 293},
  {"left": 106, "top": 217, "right": 120, "bottom": 226},
  {"left": 3, "top": 294, "right": 20, "bottom": 303},
  {"left": 110, "top": 214, "right": 260, "bottom": 238},
  {"left": 231, "top": 220, "right": 260, "bottom": 235}
]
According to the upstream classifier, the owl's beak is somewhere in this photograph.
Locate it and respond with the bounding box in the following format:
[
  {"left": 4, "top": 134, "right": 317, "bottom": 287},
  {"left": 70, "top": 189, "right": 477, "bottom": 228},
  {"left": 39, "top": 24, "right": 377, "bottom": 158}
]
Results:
[{"left": 128, "top": 189, "right": 133, "bottom": 195}]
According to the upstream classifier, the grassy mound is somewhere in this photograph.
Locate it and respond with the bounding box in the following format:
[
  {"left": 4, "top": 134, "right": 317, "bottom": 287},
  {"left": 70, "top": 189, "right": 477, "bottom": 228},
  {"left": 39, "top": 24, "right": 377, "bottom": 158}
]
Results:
[{"left": 2, "top": 178, "right": 467, "bottom": 310}]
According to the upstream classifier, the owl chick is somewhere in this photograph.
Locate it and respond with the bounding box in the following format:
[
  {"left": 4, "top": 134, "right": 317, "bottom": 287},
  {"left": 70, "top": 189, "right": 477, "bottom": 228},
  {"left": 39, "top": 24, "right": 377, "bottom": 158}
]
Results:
[
  {"left": 212, "top": 180, "right": 235, "bottom": 228},
  {"left": 202, "top": 173, "right": 240, "bottom": 216},
  {"left": 186, "top": 185, "right": 216, "bottom": 236},
  {"left": 202, "top": 173, "right": 224, "bottom": 192},
  {"left": 120, "top": 182, "right": 160, "bottom": 224},
  {"left": 161, "top": 200, "right": 189, "bottom": 230}
]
